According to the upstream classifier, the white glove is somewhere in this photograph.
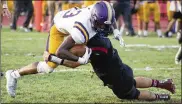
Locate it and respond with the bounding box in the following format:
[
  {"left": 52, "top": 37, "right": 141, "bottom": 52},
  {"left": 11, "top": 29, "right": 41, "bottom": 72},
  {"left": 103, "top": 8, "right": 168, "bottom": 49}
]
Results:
[
  {"left": 77, "top": 47, "right": 92, "bottom": 64},
  {"left": 113, "top": 29, "right": 120, "bottom": 41},
  {"left": 113, "top": 29, "right": 125, "bottom": 47}
]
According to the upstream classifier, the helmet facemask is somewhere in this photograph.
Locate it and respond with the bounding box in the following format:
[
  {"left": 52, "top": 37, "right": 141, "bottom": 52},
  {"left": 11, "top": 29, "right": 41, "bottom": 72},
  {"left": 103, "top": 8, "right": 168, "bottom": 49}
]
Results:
[
  {"left": 90, "top": 1, "right": 115, "bottom": 36},
  {"left": 91, "top": 12, "right": 113, "bottom": 35}
]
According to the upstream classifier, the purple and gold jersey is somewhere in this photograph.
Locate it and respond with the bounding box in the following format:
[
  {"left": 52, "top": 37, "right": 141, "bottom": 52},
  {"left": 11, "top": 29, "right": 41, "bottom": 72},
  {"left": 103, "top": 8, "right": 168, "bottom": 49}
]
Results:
[{"left": 54, "top": 5, "right": 96, "bottom": 44}]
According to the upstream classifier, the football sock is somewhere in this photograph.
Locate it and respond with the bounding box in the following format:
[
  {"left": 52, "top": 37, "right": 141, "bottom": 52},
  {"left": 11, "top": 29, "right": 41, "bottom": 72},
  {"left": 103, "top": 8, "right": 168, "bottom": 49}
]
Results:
[
  {"left": 168, "top": 31, "right": 173, "bottom": 37},
  {"left": 151, "top": 79, "right": 159, "bottom": 87},
  {"left": 143, "top": 30, "right": 148, "bottom": 36},
  {"left": 138, "top": 30, "right": 142, "bottom": 36},
  {"left": 11, "top": 70, "right": 21, "bottom": 79},
  {"left": 157, "top": 29, "right": 162, "bottom": 37}
]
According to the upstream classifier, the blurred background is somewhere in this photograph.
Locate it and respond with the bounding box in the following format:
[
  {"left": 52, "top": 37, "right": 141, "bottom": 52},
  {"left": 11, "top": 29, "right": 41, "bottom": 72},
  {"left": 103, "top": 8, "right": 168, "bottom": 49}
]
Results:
[{"left": 1, "top": 0, "right": 181, "bottom": 38}]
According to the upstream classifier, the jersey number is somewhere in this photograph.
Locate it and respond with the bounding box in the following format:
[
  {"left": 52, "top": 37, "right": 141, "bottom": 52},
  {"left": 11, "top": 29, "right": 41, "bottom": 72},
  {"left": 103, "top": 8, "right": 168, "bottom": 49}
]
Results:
[{"left": 63, "top": 9, "right": 81, "bottom": 18}]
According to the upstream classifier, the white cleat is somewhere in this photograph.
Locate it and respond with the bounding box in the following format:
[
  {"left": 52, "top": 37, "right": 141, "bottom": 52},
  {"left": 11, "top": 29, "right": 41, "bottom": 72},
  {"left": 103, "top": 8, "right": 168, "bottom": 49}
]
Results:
[{"left": 5, "top": 70, "right": 17, "bottom": 98}]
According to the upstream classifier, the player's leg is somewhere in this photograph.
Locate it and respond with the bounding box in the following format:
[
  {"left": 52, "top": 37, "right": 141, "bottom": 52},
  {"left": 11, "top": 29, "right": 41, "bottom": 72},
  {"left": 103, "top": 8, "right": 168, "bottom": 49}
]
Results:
[
  {"left": 143, "top": 2, "right": 150, "bottom": 37},
  {"left": 167, "top": 1, "right": 173, "bottom": 22},
  {"left": 135, "top": 77, "right": 175, "bottom": 94},
  {"left": 137, "top": 5, "right": 143, "bottom": 36},
  {"left": 112, "top": 78, "right": 171, "bottom": 101},
  {"left": 61, "top": 2, "right": 69, "bottom": 10},
  {"left": 82, "top": 1, "right": 94, "bottom": 8},
  {"left": 175, "top": 26, "right": 182, "bottom": 64},
  {"left": 154, "top": 2, "right": 163, "bottom": 37},
  {"left": 122, "top": 4, "right": 135, "bottom": 36},
  {"left": 175, "top": 46, "right": 182, "bottom": 64},
  {"left": 176, "top": 19, "right": 181, "bottom": 34},
  {"left": 5, "top": 24, "right": 63, "bottom": 97},
  {"left": 138, "top": 90, "right": 170, "bottom": 101},
  {"left": 111, "top": 64, "right": 171, "bottom": 101},
  {"left": 47, "top": 1, "right": 55, "bottom": 29},
  {"left": 164, "top": 11, "right": 180, "bottom": 37},
  {"left": 11, "top": 1, "right": 21, "bottom": 30},
  {"left": 167, "top": 3, "right": 174, "bottom": 37},
  {"left": 113, "top": 2, "right": 123, "bottom": 34},
  {"left": 22, "top": 0, "right": 34, "bottom": 30},
  {"left": 165, "top": 19, "right": 176, "bottom": 37}
]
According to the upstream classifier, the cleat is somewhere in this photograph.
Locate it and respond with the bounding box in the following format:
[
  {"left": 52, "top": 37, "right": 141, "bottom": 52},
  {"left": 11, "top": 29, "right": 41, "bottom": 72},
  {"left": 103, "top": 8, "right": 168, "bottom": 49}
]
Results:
[
  {"left": 158, "top": 79, "right": 175, "bottom": 94},
  {"left": 5, "top": 70, "right": 17, "bottom": 98}
]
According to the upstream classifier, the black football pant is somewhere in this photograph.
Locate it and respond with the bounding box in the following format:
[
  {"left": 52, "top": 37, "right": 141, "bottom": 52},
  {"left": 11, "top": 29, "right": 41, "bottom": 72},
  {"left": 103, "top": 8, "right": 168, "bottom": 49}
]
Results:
[{"left": 11, "top": 0, "right": 34, "bottom": 30}]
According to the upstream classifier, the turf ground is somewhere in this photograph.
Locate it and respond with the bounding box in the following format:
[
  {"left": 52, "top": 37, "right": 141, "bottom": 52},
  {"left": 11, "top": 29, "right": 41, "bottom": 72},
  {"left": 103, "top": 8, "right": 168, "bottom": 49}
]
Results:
[{"left": 1, "top": 27, "right": 181, "bottom": 103}]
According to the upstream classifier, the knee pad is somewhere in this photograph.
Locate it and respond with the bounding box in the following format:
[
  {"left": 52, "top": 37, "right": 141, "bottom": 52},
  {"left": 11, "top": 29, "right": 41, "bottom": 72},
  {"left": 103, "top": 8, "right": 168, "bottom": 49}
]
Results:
[{"left": 37, "top": 61, "right": 54, "bottom": 73}]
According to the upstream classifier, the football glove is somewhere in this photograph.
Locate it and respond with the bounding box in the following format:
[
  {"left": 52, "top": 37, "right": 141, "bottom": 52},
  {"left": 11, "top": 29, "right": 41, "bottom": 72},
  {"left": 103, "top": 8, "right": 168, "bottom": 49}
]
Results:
[
  {"left": 113, "top": 29, "right": 125, "bottom": 47},
  {"left": 78, "top": 47, "right": 92, "bottom": 64}
]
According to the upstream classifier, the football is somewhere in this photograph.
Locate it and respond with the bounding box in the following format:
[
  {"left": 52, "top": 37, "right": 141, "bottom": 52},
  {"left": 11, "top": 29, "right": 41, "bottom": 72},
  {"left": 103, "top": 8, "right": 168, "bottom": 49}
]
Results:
[{"left": 69, "top": 45, "right": 86, "bottom": 57}]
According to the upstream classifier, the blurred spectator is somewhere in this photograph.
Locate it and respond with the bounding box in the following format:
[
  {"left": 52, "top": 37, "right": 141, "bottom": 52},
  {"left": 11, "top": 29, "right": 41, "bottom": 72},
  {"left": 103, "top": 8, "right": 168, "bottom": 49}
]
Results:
[
  {"left": 135, "top": 0, "right": 144, "bottom": 36},
  {"left": 82, "top": 1, "right": 98, "bottom": 8},
  {"left": 167, "top": 0, "right": 174, "bottom": 22},
  {"left": 0, "top": 0, "right": 11, "bottom": 26},
  {"left": 10, "top": 0, "right": 34, "bottom": 32},
  {"left": 69, "top": 0, "right": 82, "bottom": 8},
  {"left": 46, "top": 1, "right": 61, "bottom": 30},
  {"left": 143, "top": 0, "right": 163, "bottom": 37},
  {"left": 61, "top": 1, "right": 69, "bottom": 10},
  {"left": 164, "top": 1, "right": 182, "bottom": 37},
  {"left": 113, "top": 0, "right": 136, "bottom": 36}
]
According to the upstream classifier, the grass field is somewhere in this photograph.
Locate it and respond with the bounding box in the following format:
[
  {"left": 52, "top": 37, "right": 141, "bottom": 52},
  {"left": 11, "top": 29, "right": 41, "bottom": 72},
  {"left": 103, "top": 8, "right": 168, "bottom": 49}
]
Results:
[{"left": 1, "top": 27, "right": 181, "bottom": 103}]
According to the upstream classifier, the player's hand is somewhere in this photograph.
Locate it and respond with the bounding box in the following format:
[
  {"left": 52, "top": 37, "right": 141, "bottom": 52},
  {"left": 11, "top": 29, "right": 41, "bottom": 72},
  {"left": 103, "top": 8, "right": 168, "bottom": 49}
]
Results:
[
  {"left": 2, "top": 8, "right": 11, "bottom": 18},
  {"left": 113, "top": 29, "right": 125, "bottom": 47},
  {"left": 113, "top": 29, "right": 121, "bottom": 41},
  {"left": 43, "top": 51, "right": 50, "bottom": 61},
  {"left": 78, "top": 47, "right": 92, "bottom": 64}
]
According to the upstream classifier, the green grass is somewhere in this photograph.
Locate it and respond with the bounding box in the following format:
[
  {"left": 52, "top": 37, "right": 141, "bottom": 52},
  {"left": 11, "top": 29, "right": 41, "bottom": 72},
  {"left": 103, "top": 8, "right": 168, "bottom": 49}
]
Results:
[{"left": 1, "top": 27, "right": 181, "bottom": 103}]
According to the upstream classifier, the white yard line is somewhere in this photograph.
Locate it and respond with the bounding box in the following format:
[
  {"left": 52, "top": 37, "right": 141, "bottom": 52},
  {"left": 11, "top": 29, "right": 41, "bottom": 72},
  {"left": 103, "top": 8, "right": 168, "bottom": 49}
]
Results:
[
  {"left": 125, "top": 44, "right": 179, "bottom": 49},
  {"left": 7, "top": 38, "right": 45, "bottom": 41},
  {"left": 133, "top": 67, "right": 178, "bottom": 71}
]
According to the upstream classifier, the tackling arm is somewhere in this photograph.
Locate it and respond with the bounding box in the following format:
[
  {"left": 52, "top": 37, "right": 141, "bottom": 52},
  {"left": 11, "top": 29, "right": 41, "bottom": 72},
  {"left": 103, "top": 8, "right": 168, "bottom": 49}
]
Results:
[
  {"left": 56, "top": 35, "right": 79, "bottom": 62},
  {"left": 52, "top": 35, "right": 91, "bottom": 65}
]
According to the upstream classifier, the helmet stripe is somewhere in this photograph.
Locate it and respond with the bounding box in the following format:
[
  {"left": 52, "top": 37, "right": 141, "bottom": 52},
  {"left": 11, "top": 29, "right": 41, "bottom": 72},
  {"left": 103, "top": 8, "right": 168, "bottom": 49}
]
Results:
[{"left": 103, "top": 1, "right": 112, "bottom": 24}]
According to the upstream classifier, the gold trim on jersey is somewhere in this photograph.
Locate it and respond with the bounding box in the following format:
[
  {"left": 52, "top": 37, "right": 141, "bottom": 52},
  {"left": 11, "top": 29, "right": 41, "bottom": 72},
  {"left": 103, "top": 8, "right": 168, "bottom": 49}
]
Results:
[{"left": 73, "top": 22, "right": 89, "bottom": 43}]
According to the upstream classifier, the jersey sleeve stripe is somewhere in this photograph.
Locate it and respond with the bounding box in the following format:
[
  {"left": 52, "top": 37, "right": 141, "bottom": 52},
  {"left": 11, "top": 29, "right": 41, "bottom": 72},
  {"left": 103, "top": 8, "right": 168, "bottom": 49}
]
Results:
[
  {"left": 74, "top": 22, "right": 89, "bottom": 43},
  {"left": 73, "top": 25, "right": 87, "bottom": 42}
]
